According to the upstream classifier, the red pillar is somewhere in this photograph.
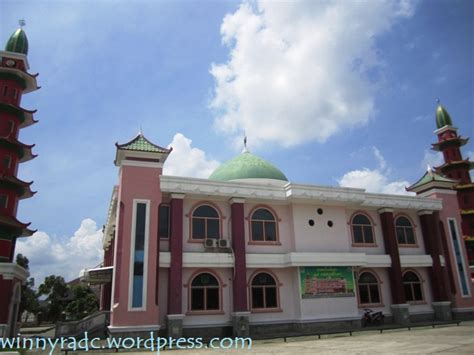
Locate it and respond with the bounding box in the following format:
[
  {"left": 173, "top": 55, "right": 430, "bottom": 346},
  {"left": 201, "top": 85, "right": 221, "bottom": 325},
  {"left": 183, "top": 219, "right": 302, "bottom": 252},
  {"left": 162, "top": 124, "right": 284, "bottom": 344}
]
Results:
[
  {"left": 378, "top": 208, "right": 405, "bottom": 304},
  {"left": 418, "top": 211, "right": 450, "bottom": 301},
  {"left": 230, "top": 199, "right": 248, "bottom": 312},
  {"left": 168, "top": 195, "right": 184, "bottom": 315}
]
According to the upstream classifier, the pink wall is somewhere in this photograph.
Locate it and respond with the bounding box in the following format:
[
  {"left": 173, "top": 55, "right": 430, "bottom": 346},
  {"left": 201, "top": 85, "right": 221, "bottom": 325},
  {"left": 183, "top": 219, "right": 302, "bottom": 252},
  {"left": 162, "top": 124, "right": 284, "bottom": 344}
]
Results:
[
  {"left": 111, "top": 164, "right": 162, "bottom": 327},
  {"left": 432, "top": 191, "right": 474, "bottom": 308}
]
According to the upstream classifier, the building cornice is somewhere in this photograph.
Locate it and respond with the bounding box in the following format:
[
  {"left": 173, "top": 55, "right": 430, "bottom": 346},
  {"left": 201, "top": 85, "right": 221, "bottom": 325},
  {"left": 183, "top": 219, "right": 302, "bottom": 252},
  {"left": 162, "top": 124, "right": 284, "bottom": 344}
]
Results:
[
  {"left": 159, "top": 175, "right": 443, "bottom": 211},
  {"left": 0, "top": 262, "right": 29, "bottom": 281},
  {"left": 157, "top": 252, "right": 431, "bottom": 268}
]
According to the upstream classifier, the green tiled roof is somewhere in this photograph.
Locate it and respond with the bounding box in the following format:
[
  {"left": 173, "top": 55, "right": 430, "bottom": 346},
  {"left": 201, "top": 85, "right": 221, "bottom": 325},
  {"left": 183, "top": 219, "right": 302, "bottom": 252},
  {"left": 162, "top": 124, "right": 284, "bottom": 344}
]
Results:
[
  {"left": 436, "top": 104, "right": 453, "bottom": 129},
  {"left": 209, "top": 151, "right": 288, "bottom": 182},
  {"left": 5, "top": 28, "right": 28, "bottom": 55},
  {"left": 116, "top": 133, "right": 171, "bottom": 153},
  {"left": 407, "top": 169, "right": 457, "bottom": 192}
]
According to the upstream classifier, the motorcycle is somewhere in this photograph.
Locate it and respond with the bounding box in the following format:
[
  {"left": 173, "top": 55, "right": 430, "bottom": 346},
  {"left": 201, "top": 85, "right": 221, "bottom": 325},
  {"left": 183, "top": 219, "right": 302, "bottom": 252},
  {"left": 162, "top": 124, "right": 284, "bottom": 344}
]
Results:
[{"left": 361, "top": 308, "right": 384, "bottom": 327}]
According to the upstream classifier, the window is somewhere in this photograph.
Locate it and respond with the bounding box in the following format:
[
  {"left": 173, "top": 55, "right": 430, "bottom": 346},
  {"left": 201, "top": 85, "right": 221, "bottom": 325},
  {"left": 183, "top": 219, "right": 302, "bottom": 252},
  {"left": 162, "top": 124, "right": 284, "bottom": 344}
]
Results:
[
  {"left": 13, "top": 89, "right": 17, "bottom": 100},
  {"left": 8, "top": 121, "right": 14, "bottom": 134},
  {"left": 158, "top": 204, "right": 170, "bottom": 239},
  {"left": 3, "top": 156, "right": 11, "bottom": 169},
  {"left": 403, "top": 271, "right": 423, "bottom": 302},
  {"left": 448, "top": 218, "right": 470, "bottom": 296},
  {"left": 131, "top": 202, "right": 148, "bottom": 308},
  {"left": 0, "top": 195, "right": 7, "bottom": 209},
  {"left": 250, "top": 208, "right": 277, "bottom": 242},
  {"left": 357, "top": 271, "right": 381, "bottom": 305},
  {"left": 395, "top": 216, "right": 416, "bottom": 245},
  {"left": 351, "top": 214, "right": 374, "bottom": 244},
  {"left": 192, "top": 205, "right": 220, "bottom": 239},
  {"left": 251, "top": 272, "right": 278, "bottom": 310},
  {"left": 2, "top": 86, "right": 7, "bottom": 96},
  {"left": 190, "top": 273, "right": 220, "bottom": 311}
]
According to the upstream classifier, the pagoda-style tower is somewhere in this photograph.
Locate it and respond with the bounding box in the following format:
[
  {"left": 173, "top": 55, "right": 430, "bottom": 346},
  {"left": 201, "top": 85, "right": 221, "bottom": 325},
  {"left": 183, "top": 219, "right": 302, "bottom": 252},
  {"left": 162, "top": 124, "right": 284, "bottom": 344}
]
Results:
[
  {"left": 431, "top": 103, "right": 474, "bottom": 264},
  {"left": 0, "top": 25, "right": 39, "bottom": 337}
]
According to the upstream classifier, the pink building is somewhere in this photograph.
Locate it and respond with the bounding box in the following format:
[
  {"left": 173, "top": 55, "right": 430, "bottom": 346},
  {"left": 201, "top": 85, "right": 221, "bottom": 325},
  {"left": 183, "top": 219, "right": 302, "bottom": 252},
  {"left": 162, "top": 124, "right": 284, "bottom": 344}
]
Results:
[{"left": 83, "top": 104, "right": 474, "bottom": 338}]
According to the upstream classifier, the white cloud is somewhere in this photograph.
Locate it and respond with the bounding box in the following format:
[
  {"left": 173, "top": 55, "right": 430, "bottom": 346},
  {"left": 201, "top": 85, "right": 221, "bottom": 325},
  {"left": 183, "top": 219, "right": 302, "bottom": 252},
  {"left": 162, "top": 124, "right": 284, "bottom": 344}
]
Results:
[
  {"left": 210, "top": 0, "right": 416, "bottom": 148},
  {"left": 16, "top": 219, "right": 103, "bottom": 285},
  {"left": 338, "top": 147, "right": 413, "bottom": 195},
  {"left": 420, "top": 149, "right": 444, "bottom": 171},
  {"left": 163, "top": 133, "right": 220, "bottom": 179}
]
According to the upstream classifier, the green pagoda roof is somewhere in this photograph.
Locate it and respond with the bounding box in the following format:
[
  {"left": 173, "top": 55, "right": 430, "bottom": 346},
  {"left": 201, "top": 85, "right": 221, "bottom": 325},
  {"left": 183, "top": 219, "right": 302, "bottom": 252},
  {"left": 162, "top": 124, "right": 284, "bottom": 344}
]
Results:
[
  {"left": 116, "top": 132, "right": 172, "bottom": 153},
  {"left": 407, "top": 168, "right": 457, "bottom": 193},
  {"left": 209, "top": 151, "right": 288, "bottom": 182},
  {"left": 5, "top": 28, "right": 29, "bottom": 55},
  {"left": 436, "top": 104, "right": 453, "bottom": 129}
]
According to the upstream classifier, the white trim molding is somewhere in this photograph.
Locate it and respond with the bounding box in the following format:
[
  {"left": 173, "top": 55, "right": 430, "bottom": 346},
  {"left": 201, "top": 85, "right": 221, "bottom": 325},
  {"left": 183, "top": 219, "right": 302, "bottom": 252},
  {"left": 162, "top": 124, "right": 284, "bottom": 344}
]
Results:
[
  {"left": 0, "top": 263, "right": 29, "bottom": 281},
  {"left": 128, "top": 199, "right": 150, "bottom": 311},
  {"left": 399, "top": 254, "right": 433, "bottom": 267}
]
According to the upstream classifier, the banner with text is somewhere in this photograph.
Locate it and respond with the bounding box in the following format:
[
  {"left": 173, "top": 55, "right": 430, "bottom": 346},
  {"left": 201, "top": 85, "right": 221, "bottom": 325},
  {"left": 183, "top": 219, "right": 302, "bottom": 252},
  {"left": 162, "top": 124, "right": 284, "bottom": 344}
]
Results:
[{"left": 300, "top": 266, "right": 355, "bottom": 298}]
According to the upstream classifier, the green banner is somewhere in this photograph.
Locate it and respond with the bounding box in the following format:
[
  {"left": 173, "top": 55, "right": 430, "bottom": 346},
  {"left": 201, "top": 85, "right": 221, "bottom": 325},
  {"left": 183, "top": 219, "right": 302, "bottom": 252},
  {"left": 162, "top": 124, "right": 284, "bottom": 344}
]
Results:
[{"left": 300, "top": 267, "right": 355, "bottom": 298}]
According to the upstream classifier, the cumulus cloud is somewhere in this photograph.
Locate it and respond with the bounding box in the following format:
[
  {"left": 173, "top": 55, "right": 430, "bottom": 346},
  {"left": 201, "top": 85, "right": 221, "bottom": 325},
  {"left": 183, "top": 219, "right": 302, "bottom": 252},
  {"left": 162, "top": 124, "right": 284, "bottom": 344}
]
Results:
[
  {"left": 210, "top": 0, "right": 416, "bottom": 148},
  {"left": 338, "top": 147, "right": 413, "bottom": 195},
  {"left": 420, "top": 149, "right": 444, "bottom": 170},
  {"left": 16, "top": 219, "right": 103, "bottom": 285},
  {"left": 163, "top": 133, "right": 220, "bottom": 178}
]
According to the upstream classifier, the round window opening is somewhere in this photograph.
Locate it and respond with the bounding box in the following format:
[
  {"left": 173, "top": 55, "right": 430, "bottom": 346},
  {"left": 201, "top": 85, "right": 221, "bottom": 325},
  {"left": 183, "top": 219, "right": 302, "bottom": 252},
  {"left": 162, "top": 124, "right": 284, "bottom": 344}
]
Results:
[
  {"left": 308, "top": 219, "right": 314, "bottom": 226},
  {"left": 317, "top": 208, "right": 323, "bottom": 215}
]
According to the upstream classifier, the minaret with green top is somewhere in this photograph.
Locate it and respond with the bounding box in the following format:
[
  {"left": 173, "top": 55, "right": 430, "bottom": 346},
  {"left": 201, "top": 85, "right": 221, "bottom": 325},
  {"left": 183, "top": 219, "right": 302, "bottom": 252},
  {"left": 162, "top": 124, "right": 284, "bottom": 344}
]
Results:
[
  {"left": 0, "top": 23, "right": 38, "bottom": 337},
  {"left": 431, "top": 101, "right": 474, "bottom": 263}
]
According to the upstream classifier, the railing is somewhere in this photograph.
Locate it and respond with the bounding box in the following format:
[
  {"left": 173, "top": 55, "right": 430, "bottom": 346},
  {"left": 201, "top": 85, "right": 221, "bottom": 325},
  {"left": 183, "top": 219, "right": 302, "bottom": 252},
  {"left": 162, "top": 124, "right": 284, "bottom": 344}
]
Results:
[{"left": 55, "top": 311, "right": 110, "bottom": 338}]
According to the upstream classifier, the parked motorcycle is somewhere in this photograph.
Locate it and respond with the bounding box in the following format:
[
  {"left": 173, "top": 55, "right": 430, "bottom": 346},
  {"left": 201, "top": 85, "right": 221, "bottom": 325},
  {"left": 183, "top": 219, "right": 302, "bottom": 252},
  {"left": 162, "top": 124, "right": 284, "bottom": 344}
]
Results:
[{"left": 361, "top": 308, "right": 384, "bottom": 327}]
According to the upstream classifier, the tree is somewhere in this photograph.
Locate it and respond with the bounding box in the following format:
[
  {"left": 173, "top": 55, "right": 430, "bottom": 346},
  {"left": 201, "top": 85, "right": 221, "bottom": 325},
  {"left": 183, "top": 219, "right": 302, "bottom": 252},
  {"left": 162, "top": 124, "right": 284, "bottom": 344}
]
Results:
[
  {"left": 38, "top": 275, "right": 68, "bottom": 322},
  {"left": 16, "top": 254, "right": 39, "bottom": 323},
  {"left": 65, "top": 285, "right": 99, "bottom": 321}
]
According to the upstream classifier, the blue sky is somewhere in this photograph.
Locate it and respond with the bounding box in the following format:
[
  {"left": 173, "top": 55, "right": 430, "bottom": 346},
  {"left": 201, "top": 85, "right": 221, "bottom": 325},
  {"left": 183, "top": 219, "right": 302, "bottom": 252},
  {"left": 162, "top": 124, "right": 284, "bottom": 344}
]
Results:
[{"left": 2, "top": 0, "right": 472, "bottom": 283}]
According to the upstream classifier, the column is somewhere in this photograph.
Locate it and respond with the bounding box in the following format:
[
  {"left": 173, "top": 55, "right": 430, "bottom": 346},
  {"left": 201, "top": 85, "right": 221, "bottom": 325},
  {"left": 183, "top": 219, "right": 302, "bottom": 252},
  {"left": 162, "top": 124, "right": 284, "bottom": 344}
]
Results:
[
  {"left": 167, "top": 193, "right": 185, "bottom": 338},
  {"left": 418, "top": 210, "right": 452, "bottom": 320},
  {"left": 378, "top": 208, "right": 409, "bottom": 324},
  {"left": 230, "top": 198, "right": 250, "bottom": 337}
]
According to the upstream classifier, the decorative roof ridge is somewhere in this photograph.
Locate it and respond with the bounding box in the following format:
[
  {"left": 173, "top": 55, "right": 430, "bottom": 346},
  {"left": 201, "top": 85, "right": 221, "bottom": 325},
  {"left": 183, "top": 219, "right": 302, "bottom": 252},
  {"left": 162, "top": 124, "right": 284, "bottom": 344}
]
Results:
[
  {"left": 0, "top": 174, "right": 34, "bottom": 186},
  {"left": 406, "top": 167, "right": 458, "bottom": 192},
  {"left": 0, "top": 214, "right": 32, "bottom": 228},
  {"left": 116, "top": 132, "right": 172, "bottom": 153},
  {"left": 0, "top": 101, "right": 37, "bottom": 114},
  {"left": 0, "top": 135, "right": 36, "bottom": 149}
]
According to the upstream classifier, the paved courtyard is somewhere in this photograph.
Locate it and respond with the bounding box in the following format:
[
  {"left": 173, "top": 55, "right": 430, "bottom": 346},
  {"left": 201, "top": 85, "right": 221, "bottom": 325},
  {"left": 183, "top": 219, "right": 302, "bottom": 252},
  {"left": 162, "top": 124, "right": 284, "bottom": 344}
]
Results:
[{"left": 90, "top": 321, "right": 474, "bottom": 355}]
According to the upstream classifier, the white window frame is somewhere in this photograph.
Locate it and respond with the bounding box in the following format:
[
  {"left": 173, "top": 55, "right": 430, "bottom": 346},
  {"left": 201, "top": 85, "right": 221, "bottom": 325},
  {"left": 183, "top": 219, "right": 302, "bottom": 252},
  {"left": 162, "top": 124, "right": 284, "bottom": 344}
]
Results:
[
  {"left": 128, "top": 199, "right": 150, "bottom": 311},
  {"left": 447, "top": 218, "right": 471, "bottom": 297}
]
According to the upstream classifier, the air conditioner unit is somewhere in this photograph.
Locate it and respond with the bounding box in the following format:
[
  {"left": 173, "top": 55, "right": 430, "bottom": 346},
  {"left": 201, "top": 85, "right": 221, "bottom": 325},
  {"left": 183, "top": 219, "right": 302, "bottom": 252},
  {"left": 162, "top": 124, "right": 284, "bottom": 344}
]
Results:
[
  {"left": 218, "top": 239, "right": 229, "bottom": 248},
  {"left": 204, "top": 238, "right": 217, "bottom": 248}
]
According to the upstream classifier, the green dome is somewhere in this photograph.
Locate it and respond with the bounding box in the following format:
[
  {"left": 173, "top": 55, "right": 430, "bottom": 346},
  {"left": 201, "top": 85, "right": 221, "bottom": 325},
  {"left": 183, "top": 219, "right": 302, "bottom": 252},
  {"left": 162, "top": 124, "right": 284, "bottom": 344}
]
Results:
[
  {"left": 5, "top": 28, "right": 29, "bottom": 55},
  {"left": 436, "top": 104, "right": 453, "bottom": 129},
  {"left": 209, "top": 151, "right": 288, "bottom": 182}
]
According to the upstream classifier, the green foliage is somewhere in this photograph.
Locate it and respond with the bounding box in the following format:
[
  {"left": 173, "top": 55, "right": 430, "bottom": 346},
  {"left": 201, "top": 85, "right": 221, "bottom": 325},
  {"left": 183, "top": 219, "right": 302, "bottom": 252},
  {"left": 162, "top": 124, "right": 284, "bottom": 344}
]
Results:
[
  {"left": 65, "top": 285, "right": 99, "bottom": 321},
  {"left": 16, "top": 253, "right": 29, "bottom": 270},
  {"left": 38, "top": 275, "right": 68, "bottom": 322}
]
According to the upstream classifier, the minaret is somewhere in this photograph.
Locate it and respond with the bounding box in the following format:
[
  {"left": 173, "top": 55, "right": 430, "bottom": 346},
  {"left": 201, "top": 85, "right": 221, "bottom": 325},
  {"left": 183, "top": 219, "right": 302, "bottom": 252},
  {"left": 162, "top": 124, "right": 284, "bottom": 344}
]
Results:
[
  {"left": 431, "top": 102, "right": 474, "bottom": 263},
  {"left": 0, "top": 24, "right": 39, "bottom": 337}
]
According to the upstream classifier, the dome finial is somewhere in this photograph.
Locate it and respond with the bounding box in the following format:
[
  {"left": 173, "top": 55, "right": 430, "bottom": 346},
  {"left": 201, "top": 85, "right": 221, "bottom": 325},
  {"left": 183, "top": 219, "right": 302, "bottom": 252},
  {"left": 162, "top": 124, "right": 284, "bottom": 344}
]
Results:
[
  {"left": 243, "top": 132, "right": 249, "bottom": 153},
  {"left": 436, "top": 97, "right": 440, "bottom": 105},
  {"left": 138, "top": 126, "right": 143, "bottom": 136},
  {"left": 19, "top": 19, "right": 26, "bottom": 28}
]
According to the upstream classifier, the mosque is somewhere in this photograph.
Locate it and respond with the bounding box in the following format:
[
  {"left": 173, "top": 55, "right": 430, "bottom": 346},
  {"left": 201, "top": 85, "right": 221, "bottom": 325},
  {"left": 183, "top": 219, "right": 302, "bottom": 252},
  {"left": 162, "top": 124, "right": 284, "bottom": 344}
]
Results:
[
  {"left": 0, "top": 26, "right": 473, "bottom": 340},
  {"left": 85, "top": 101, "right": 474, "bottom": 338}
]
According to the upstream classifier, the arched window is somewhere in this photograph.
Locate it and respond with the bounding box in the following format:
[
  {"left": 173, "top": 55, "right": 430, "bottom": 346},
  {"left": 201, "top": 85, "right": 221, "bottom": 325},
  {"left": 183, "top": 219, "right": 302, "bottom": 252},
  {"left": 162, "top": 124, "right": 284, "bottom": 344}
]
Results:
[
  {"left": 403, "top": 271, "right": 423, "bottom": 302},
  {"left": 192, "top": 205, "right": 220, "bottom": 240},
  {"left": 251, "top": 208, "right": 277, "bottom": 242},
  {"left": 395, "top": 216, "right": 416, "bottom": 245},
  {"left": 190, "top": 273, "right": 220, "bottom": 311},
  {"left": 357, "top": 271, "right": 381, "bottom": 305},
  {"left": 251, "top": 272, "right": 278, "bottom": 309},
  {"left": 351, "top": 214, "right": 375, "bottom": 244}
]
